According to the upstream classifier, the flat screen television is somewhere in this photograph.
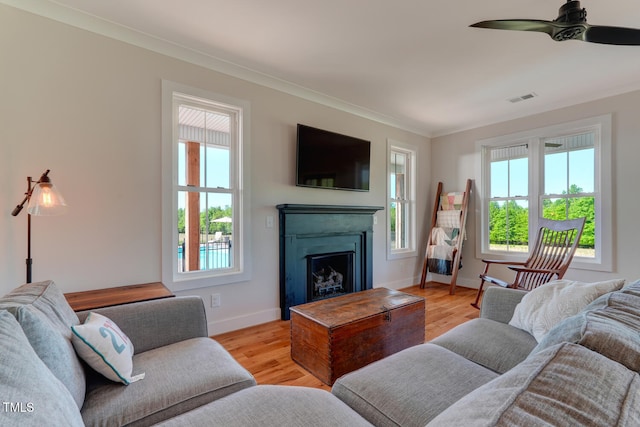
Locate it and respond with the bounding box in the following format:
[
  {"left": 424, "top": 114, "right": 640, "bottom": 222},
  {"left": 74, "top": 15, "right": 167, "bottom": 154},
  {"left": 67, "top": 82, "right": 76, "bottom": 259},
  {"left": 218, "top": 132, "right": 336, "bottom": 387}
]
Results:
[{"left": 296, "top": 124, "right": 370, "bottom": 191}]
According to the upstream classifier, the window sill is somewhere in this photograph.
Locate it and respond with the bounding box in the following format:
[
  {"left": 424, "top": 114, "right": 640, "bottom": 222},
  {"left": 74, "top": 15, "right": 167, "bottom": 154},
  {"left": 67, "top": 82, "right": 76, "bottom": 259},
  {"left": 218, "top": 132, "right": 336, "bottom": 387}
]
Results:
[{"left": 387, "top": 250, "right": 417, "bottom": 261}]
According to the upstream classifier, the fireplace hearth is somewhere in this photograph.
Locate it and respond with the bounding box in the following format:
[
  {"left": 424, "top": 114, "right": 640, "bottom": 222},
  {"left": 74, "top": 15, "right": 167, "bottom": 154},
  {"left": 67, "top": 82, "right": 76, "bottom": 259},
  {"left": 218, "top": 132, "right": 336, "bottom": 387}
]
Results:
[{"left": 277, "top": 204, "right": 383, "bottom": 320}]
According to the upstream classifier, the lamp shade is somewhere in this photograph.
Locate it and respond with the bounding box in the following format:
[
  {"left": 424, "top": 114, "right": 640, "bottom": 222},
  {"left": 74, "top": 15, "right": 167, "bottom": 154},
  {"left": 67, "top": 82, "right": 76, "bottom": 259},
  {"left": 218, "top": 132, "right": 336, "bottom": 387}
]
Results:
[{"left": 27, "top": 181, "right": 67, "bottom": 216}]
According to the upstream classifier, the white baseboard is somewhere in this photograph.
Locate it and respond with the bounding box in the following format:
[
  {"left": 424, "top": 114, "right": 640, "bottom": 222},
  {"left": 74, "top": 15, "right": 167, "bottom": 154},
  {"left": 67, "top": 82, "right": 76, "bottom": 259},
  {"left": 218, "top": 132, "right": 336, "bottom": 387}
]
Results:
[
  {"left": 378, "top": 274, "right": 479, "bottom": 290},
  {"left": 378, "top": 276, "right": 420, "bottom": 290},
  {"left": 208, "top": 308, "right": 281, "bottom": 336},
  {"left": 208, "top": 276, "right": 481, "bottom": 335},
  {"left": 428, "top": 273, "right": 479, "bottom": 289}
]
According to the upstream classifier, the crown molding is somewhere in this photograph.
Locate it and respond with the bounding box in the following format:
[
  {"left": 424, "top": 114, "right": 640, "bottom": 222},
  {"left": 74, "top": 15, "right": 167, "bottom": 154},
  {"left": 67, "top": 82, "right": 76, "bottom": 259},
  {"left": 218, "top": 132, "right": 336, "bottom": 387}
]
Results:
[{"left": 1, "top": 0, "right": 432, "bottom": 137}]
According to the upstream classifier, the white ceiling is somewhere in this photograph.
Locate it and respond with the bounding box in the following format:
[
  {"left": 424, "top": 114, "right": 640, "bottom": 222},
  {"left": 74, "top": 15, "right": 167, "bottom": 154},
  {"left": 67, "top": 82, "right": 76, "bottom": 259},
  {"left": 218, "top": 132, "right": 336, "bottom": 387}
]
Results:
[{"left": 12, "top": 0, "right": 640, "bottom": 136}]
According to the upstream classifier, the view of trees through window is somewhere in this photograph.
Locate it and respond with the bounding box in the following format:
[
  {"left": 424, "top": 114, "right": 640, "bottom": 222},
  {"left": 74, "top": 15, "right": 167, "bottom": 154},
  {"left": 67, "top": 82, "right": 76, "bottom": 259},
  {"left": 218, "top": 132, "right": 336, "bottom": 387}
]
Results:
[
  {"left": 488, "top": 132, "right": 596, "bottom": 257},
  {"left": 488, "top": 188, "right": 595, "bottom": 256},
  {"left": 177, "top": 206, "right": 233, "bottom": 239}
]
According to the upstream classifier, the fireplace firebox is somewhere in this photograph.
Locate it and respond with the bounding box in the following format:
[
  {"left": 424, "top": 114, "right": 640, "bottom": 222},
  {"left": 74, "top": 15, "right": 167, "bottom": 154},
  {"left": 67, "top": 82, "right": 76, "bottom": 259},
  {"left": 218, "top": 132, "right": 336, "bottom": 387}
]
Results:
[
  {"left": 308, "top": 251, "right": 354, "bottom": 301},
  {"left": 277, "top": 204, "right": 383, "bottom": 320}
]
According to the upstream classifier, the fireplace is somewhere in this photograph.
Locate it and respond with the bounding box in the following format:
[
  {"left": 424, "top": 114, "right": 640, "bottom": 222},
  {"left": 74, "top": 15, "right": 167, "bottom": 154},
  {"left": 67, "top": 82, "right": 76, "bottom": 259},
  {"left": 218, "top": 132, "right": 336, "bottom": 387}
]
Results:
[
  {"left": 277, "top": 204, "right": 383, "bottom": 320},
  {"left": 308, "top": 251, "right": 354, "bottom": 301}
]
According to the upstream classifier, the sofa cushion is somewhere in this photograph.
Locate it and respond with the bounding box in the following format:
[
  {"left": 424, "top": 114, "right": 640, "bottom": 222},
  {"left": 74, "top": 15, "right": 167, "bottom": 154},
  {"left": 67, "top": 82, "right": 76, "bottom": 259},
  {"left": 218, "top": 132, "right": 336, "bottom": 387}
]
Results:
[
  {"left": 508, "top": 278, "right": 625, "bottom": 341},
  {"left": 427, "top": 343, "right": 640, "bottom": 426},
  {"left": 81, "top": 337, "right": 256, "bottom": 427},
  {"left": 332, "top": 343, "right": 499, "bottom": 427},
  {"left": 72, "top": 312, "right": 144, "bottom": 384},
  {"left": 431, "top": 318, "right": 537, "bottom": 374},
  {"left": 0, "top": 310, "right": 84, "bottom": 427},
  {"left": 479, "top": 287, "right": 528, "bottom": 324},
  {"left": 0, "top": 280, "right": 86, "bottom": 408},
  {"left": 534, "top": 290, "right": 640, "bottom": 371},
  {"left": 78, "top": 296, "right": 209, "bottom": 353},
  {"left": 619, "top": 278, "right": 640, "bottom": 298},
  {"left": 155, "top": 385, "right": 373, "bottom": 426}
]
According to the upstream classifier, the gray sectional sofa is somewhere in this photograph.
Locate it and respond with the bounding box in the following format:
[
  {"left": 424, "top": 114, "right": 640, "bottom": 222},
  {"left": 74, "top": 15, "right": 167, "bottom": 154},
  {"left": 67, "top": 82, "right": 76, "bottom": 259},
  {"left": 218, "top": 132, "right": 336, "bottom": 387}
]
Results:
[
  {"left": 333, "top": 281, "right": 640, "bottom": 426},
  {"left": 0, "top": 280, "right": 258, "bottom": 426},
  {"left": 2, "top": 279, "right": 640, "bottom": 426}
]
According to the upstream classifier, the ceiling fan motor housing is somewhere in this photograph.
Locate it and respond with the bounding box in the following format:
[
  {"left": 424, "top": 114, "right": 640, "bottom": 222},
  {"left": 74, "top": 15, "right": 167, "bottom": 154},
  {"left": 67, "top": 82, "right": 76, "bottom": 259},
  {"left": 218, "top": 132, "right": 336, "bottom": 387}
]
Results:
[{"left": 555, "top": 1, "right": 587, "bottom": 24}]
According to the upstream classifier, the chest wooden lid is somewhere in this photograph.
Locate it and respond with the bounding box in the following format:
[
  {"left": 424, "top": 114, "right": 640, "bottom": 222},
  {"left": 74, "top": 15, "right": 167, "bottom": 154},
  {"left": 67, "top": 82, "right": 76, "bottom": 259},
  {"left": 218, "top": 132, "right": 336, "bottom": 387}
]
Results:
[{"left": 289, "top": 287, "right": 424, "bottom": 328}]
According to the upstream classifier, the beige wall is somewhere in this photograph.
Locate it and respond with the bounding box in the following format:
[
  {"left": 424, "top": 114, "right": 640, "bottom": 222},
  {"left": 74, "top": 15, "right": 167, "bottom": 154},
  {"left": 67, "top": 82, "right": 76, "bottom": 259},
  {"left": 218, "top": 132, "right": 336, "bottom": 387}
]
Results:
[
  {"left": 432, "top": 90, "right": 640, "bottom": 287},
  {"left": 0, "top": 5, "right": 431, "bottom": 333}
]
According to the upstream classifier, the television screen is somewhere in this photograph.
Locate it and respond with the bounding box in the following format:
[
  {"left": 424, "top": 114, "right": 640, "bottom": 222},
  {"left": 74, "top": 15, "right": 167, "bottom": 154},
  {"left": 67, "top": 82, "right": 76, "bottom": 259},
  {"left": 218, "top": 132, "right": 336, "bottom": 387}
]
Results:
[{"left": 296, "top": 124, "right": 370, "bottom": 191}]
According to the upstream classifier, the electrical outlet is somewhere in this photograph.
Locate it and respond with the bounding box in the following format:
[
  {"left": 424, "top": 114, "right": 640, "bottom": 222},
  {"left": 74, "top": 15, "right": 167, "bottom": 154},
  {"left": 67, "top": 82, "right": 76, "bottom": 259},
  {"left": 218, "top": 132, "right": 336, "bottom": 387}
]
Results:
[
  {"left": 266, "top": 215, "right": 274, "bottom": 229},
  {"left": 211, "top": 294, "right": 221, "bottom": 308}
]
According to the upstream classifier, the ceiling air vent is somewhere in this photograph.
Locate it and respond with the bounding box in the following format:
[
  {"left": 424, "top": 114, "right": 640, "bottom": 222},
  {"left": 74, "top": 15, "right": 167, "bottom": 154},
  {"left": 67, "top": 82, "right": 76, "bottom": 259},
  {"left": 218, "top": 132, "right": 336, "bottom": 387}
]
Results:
[{"left": 508, "top": 92, "right": 538, "bottom": 103}]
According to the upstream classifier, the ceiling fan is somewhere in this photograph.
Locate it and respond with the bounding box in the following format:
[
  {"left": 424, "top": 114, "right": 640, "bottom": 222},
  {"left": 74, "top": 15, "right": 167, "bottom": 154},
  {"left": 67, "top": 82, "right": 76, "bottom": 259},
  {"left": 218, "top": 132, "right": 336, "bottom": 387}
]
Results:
[{"left": 470, "top": 0, "right": 640, "bottom": 45}]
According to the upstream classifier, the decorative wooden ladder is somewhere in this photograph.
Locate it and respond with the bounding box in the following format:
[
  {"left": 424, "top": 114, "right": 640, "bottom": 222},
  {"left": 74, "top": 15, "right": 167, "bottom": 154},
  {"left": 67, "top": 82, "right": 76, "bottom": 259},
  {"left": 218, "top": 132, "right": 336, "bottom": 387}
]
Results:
[{"left": 420, "top": 179, "right": 472, "bottom": 294}]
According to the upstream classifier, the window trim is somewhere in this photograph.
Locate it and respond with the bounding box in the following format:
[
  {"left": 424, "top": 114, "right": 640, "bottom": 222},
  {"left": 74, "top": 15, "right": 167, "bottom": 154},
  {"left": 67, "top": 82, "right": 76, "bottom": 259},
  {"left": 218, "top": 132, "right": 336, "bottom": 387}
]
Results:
[
  {"left": 162, "top": 80, "right": 252, "bottom": 291},
  {"left": 387, "top": 139, "right": 417, "bottom": 260},
  {"left": 475, "top": 114, "right": 612, "bottom": 272}
]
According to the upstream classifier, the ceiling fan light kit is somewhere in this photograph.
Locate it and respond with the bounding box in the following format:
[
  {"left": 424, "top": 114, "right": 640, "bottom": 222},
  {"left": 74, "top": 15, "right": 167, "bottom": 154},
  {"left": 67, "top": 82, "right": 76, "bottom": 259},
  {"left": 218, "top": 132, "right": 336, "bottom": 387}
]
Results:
[{"left": 471, "top": 0, "right": 640, "bottom": 45}]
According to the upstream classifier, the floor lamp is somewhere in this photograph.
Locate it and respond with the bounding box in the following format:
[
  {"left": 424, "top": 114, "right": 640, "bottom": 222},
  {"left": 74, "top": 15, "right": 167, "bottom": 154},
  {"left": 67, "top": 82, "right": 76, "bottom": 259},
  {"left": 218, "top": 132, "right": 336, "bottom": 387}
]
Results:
[{"left": 11, "top": 169, "right": 67, "bottom": 283}]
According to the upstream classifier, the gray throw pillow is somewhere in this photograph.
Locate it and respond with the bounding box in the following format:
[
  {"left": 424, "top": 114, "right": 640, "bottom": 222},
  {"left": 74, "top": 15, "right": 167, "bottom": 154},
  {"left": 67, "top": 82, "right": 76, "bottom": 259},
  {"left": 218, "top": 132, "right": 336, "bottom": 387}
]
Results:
[
  {"left": 0, "top": 310, "right": 84, "bottom": 427},
  {"left": 427, "top": 342, "right": 640, "bottom": 426},
  {"left": 0, "top": 281, "right": 86, "bottom": 408},
  {"left": 533, "top": 290, "right": 640, "bottom": 371}
]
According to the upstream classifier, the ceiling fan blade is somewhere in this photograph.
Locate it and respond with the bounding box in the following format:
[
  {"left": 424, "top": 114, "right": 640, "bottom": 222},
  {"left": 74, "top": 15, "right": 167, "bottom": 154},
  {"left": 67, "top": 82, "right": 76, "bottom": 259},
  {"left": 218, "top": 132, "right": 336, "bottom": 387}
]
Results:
[
  {"left": 471, "top": 2, "right": 640, "bottom": 46},
  {"left": 584, "top": 25, "right": 640, "bottom": 45},
  {"left": 470, "top": 20, "right": 556, "bottom": 36},
  {"left": 471, "top": 19, "right": 592, "bottom": 42}
]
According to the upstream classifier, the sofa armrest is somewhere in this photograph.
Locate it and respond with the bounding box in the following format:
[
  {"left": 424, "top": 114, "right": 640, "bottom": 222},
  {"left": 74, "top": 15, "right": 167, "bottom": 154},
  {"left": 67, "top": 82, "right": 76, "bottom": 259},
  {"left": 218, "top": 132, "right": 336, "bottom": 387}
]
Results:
[
  {"left": 77, "top": 296, "right": 208, "bottom": 353},
  {"left": 480, "top": 287, "right": 527, "bottom": 324}
]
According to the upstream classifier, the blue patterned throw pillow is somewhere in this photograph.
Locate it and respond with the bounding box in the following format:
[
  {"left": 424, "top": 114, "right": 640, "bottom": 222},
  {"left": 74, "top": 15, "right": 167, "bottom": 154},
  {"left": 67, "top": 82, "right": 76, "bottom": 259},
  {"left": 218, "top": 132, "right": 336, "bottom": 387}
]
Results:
[{"left": 71, "top": 312, "right": 144, "bottom": 384}]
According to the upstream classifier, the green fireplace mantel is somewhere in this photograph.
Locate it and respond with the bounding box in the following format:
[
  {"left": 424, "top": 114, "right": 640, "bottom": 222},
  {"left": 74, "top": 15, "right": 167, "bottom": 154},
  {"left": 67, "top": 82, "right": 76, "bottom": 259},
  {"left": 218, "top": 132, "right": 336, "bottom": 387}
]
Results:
[
  {"left": 277, "top": 204, "right": 384, "bottom": 320},
  {"left": 276, "top": 204, "right": 384, "bottom": 215}
]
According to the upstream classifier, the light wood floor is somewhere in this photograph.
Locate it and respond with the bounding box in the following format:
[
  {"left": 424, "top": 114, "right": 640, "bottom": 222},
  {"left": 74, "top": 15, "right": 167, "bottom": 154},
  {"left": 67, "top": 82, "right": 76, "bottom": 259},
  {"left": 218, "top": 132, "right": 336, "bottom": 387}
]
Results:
[{"left": 212, "top": 283, "right": 479, "bottom": 391}]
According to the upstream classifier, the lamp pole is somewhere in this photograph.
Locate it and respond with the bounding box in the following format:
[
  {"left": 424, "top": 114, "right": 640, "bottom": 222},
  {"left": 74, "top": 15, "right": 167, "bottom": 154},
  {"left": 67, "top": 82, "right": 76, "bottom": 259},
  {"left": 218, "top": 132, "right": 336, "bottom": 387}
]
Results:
[
  {"left": 15, "top": 175, "right": 36, "bottom": 283},
  {"left": 12, "top": 170, "right": 66, "bottom": 284},
  {"left": 27, "top": 209, "right": 32, "bottom": 283}
]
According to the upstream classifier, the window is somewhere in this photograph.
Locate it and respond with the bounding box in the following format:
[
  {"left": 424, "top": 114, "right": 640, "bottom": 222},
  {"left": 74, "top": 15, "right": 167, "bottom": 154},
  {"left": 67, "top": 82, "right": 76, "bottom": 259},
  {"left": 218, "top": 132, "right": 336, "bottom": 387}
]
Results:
[
  {"left": 162, "top": 81, "right": 251, "bottom": 291},
  {"left": 488, "top": 144, "right": 530, "bottom": 253},
  {"left": 388, "top": 140, "right": 417, "bottom": 259},
  {"left": 477, "top": 115, "right": 612, "bottom": 271}
]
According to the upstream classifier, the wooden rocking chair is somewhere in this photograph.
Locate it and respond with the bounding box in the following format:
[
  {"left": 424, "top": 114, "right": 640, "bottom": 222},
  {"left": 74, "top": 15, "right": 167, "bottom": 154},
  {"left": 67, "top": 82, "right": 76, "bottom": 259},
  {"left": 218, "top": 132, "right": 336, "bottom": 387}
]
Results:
[{"left": 471, "top": 217, "right": 586, "bottom": 309}]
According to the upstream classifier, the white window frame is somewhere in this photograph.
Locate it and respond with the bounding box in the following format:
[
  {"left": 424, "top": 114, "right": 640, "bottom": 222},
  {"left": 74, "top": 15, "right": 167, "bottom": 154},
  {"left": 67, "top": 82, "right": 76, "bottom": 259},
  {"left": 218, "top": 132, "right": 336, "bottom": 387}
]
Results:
[
  {"left": 387, "top": 139, "right": 417, "bottom": 260},
  {"left": 475, "top": 114, "right": 612, "bottom": 272},
  {"left": 162, "top": 80, "right": 251, "bottom": 291}
]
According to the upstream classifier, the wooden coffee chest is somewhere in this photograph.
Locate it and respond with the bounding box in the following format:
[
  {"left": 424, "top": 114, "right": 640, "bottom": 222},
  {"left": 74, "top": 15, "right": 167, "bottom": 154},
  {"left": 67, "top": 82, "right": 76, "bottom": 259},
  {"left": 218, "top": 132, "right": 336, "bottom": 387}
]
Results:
[{"left": 290, "top": 287, "right": 425, "bottom": 385}]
